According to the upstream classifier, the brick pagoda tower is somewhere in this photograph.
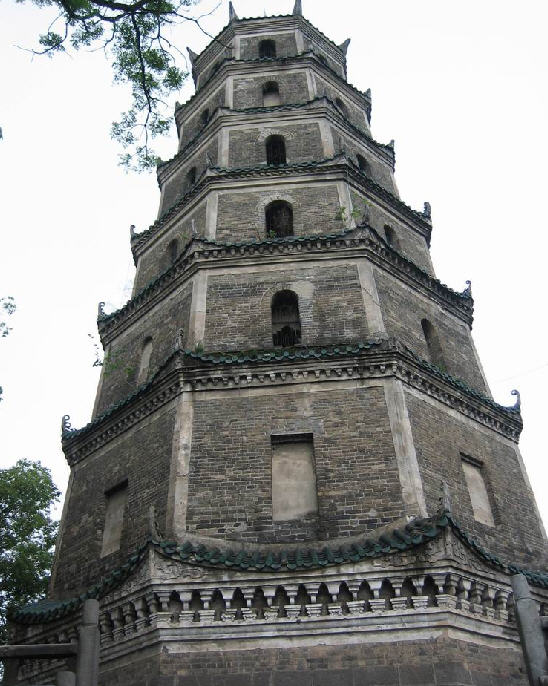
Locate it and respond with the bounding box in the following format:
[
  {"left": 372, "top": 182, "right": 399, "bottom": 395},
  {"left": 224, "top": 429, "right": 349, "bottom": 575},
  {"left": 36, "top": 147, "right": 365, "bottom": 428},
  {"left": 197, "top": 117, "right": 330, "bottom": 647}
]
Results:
[{"left": 9, "top": 2, "right": 548, "bottom": 685}]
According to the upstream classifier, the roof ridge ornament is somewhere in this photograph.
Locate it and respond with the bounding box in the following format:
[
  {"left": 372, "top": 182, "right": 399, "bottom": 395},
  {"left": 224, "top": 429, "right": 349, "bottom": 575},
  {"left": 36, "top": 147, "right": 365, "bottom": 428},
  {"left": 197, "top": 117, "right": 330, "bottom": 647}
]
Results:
[
  {"left": 187, "top": 46, "right": 198, "bottom": 64},
  {"left": 228, "top": 1, "right": 238, "bottom": 22},
  {"left": 511, "top": 389, "right": 521, "bottom": 411},
  {"left": 338, "top": 38, "right": 351, "bottom": 55},
  {"left": 61, "top": 415, "right": 72, "bottom": 435},
  {"left": 293, "top": 0, "right": 302, "bottom": 15}
]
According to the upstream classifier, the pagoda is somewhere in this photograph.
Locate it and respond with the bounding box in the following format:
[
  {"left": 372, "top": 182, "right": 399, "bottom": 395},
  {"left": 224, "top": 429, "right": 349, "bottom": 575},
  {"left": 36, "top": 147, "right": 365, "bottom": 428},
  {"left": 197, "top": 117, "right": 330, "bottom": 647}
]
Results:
[{"left": 9, "top": 2, "right": 548, "bottom": 685}]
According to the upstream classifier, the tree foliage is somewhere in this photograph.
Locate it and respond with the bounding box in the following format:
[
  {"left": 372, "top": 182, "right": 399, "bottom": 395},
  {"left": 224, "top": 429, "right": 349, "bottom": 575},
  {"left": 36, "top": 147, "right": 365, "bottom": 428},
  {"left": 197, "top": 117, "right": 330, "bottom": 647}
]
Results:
[
  {"left": 0, "top": 459, "right": 60, "bottom": 642},
  {"left": 0, "top": 297, "right": 16, "bottom": 339},
  {"left": 18, "top": 0, "right": 215, "bottom": 171}
]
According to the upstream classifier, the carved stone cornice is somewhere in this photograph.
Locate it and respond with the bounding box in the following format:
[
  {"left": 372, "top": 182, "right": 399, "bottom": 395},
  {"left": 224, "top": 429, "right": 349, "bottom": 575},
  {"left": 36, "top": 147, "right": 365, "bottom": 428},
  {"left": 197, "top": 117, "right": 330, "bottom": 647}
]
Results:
[
  {"left": 62, "top": 338, "right": 522, "bottom": 466},
  {"left": 103, "top": 226, "right": 467, "bottom": 347},
  {"left": 133, "top": 157, "right": 430, "bottom": 260}
]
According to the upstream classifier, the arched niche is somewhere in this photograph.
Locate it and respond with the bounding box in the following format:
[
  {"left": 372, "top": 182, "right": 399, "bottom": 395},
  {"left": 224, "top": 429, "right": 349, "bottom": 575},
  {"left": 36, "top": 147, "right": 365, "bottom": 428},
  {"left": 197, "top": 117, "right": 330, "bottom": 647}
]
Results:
[
  {"left": 262, "top": 81, "right": 281, "bottom": 107},
  {"left": 271, "top": 290, "right": 301, "bottom": 347},
  {"left": 265, "top": 134, "right": 286, "bottom": 166},
  {"left": 265, "top": 200, "right": 293, "bottom": 237},
  {"left": 259, "top": 39, "right": 276, "bottom": 59}
]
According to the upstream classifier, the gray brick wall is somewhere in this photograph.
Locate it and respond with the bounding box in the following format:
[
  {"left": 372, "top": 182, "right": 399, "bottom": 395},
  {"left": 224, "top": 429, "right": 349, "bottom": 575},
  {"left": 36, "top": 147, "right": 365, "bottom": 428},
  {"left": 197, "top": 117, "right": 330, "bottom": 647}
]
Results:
[
  {"left": 179, "top": 86, "right": 225, "bottom": 148},
  {"left": 349, "top": 189, "right": 434, "bottom": 275},
  {"left": 159, "top": 140, "right": 218, "bottom": 218},
  {"left": 216, "top": 185, "right": 342, "bottom": 242},
  {"left": 203, "top": 263, "right": 368, "bottom": 351},
  {"left": 240, "top": 32, "right": 298, "bottom": 61},
  {"left": 339, "top": 132, "right": 397, "bottom": 194},
  {"left": 98, "top": 635, "right": 527, "bottom": 685},
  {"left": 52, "top": 403, "right": 176, "bottom": 598},
  {"left": 96, "top": 282, "right": 193, "bottom": 414},
  {"left": 315, "top": 75, "right": 367, "bottom": 133},
  {"left": 135, "top": 202, "right": 207, "bottom": 293},
  {"left": 228, "top": 122, "right": 323, "bottom": 168},
  {"left": 374, "top": 269, "right": 487, "bottom": 392},
  {"left": 407, "top": 391, "right": 548, "bottom": 568},
  {"left": 233, "top": 71, "right": 310, "bottom": 109},
  {"left": 187, "top": 385, "right": 402, "bottom": 542}
]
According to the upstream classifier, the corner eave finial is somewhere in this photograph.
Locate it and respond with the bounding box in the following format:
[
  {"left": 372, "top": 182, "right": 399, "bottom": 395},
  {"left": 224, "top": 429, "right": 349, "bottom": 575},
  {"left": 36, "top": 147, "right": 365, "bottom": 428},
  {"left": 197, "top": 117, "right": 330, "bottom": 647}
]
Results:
[
  {"left": 462, "top": 280, "right": 472, "bottom": 297},
  {"left": 129, "top": 224, "right": 136, "bottom": 239},
  {"left": 97, "top": 301, "right": 106, "bottom": 319},
  {"left": 338, "top": 38, "right": 351, "bottom": 55},
  {"left": 187, "top": 46, "right": 198, "bottom": 64},
  {"left": 61, "top": 415, "right": 72, "bottom": 435},
  {"left": 511, "top": 389, "right": 521, "bottom": 411},
  {"left": 175, "top": 327, "right": 185, "bottom": 352},
  {"left": 293, "top": 0, "right": 302, "bottom": 15},
  {"left": 229, "top": 1, "right": 238, "bottom": 21},
  {"left": 423, "top": 201, "right": 432, "bottom": 220}
]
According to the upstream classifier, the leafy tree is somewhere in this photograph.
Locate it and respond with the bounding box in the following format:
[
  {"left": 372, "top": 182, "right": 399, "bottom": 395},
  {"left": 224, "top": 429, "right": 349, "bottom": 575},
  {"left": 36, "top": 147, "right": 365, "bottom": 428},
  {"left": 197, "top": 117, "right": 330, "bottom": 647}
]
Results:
[
  {"left": 0, "top": 459, "right": 60, "bottom": 643},
  {"left": 18, "top": 0, "right": 216, "bottom": 171},
  {"left": 0, "top": 296, "right": 16, "bottom": 403},
  {"left": 0, "top": 297, "right": 15, "bottom": 339}
]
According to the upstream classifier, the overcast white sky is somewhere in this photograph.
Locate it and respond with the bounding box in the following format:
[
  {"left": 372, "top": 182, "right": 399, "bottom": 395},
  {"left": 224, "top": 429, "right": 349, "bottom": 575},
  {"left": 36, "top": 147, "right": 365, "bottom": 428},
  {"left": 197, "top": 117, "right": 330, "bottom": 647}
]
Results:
[{"left": 1, "top": 0, "right": 547, "bottom": 532}]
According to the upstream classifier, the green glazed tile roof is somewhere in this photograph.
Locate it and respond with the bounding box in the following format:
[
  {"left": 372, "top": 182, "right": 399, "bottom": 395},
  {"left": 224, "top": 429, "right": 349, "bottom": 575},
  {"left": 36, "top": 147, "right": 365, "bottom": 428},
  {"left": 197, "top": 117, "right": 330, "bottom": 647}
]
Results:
[
  {"left": 12, "top": 544, "right": 148, "bottom": 624},
  {"left": 12, "top": 509, "right": 548, "bottom": 624},
  {"left": 62, "top": 337, "right": 519, "bottom": 446},
  {"left": 106, "top": 227, "right": 468, "bottom": 339},
  {"left": 162, "top": 95, "right": 386, "bottom": 180},
  {"left": 135, "top": 156, "right": 430, "bottom": 254}
]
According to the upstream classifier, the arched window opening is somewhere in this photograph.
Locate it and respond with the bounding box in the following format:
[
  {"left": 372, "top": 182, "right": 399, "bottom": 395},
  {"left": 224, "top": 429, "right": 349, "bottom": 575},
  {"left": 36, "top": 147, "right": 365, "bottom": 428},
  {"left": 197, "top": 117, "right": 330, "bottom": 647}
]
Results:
[
  {"left": 265, "top": 200, "right": 293, "bottom": 237},
  {"left": 200, "top": 108, "right": 210, "bottom": 128},
  {"left": 137, "top": 337, "right": 153, "bottom": 384},
  {"left": 262, "top": 81, "right": 280, "bottom": 107},
  {"left": 335, "top": 97, "right": 348, "bottom": 116},
  {"left": 356, "top": 154, "right": 369, "bottom": 174},
  {"left": 421, "top": 318, "right": 446, "bottom": 370},
  {"left": 272, "top": 290, "right": 301, "bottom": 347},
  {"left": 186, "top": 166, "right": 197, "bottom": 189},
  {"left": 167, "top": 238, "right": 179, "bottom": 265},
  {"left": 266, "top": 135, "right": 286, "bottom": 166},
  {"left": 259, "top": 39, "right": 276, "bottom": 59},
  {"left": 384, "top": 225, "right": 400, "bottom": 251}
]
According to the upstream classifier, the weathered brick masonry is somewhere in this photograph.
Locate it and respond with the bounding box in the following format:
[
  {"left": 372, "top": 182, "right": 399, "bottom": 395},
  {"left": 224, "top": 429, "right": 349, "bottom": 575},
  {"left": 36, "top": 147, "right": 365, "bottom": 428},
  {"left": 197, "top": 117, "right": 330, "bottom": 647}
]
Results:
[{"left": 10, "top": 4, "right": 548, "bottom": 686}]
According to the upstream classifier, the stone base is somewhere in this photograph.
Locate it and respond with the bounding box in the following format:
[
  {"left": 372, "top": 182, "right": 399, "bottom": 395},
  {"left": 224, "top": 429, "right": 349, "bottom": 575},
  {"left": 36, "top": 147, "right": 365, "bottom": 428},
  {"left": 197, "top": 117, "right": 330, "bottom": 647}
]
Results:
[{"left": 99, "top": 636, "right": 527, "bottom": 686}]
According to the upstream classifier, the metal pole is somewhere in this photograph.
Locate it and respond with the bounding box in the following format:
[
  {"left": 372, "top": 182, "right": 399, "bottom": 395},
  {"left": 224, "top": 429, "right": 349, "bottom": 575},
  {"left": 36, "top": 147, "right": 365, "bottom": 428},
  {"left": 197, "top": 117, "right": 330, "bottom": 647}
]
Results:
[
  {"left": 75, "top": 599, "right": 100, "bottom": 686},
  {"left": 511, "top": 573, "right": 547, "bottom": 686}
]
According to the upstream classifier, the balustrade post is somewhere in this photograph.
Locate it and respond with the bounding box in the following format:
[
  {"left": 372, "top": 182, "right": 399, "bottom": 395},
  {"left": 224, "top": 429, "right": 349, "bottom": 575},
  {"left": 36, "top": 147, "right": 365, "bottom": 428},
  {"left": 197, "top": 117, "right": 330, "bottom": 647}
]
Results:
[
  {"left": 511, "top": 574, "right": 547, "bottom": 686},
  {"left": 75, "top": 599, "right": 100, "bottom": 686}
]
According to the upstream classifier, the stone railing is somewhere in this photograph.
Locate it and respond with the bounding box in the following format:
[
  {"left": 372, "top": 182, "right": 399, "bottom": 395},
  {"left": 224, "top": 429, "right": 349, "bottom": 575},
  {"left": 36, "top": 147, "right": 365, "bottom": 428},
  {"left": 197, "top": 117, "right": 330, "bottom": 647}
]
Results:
[{"left": 97, "top": 570, "right": 515, "bottom": 644}]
